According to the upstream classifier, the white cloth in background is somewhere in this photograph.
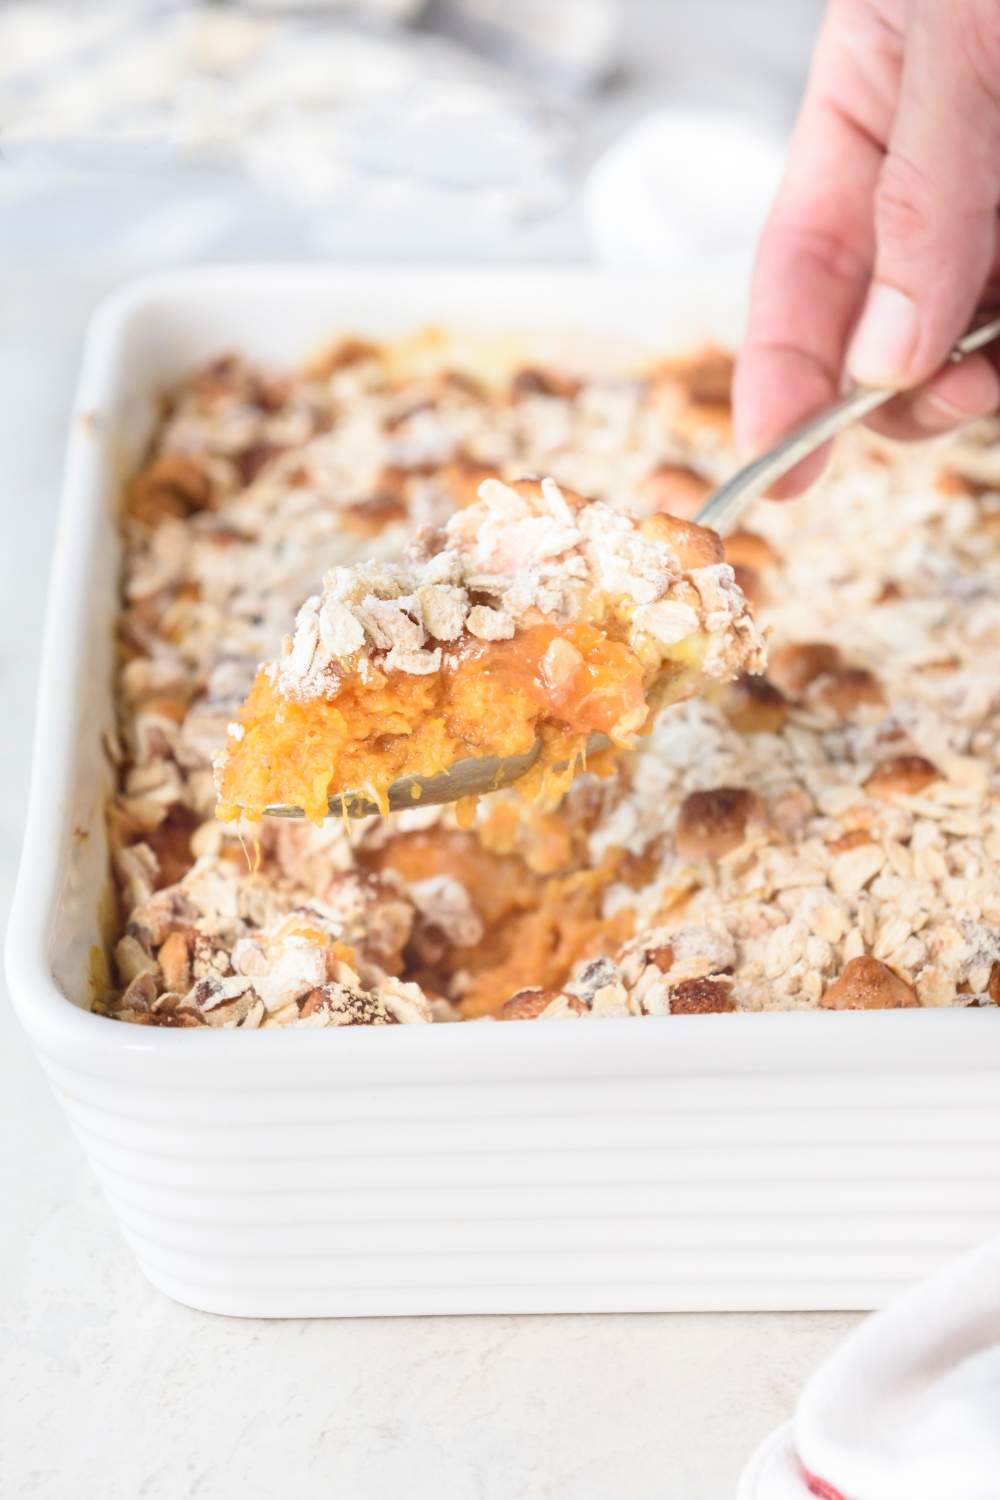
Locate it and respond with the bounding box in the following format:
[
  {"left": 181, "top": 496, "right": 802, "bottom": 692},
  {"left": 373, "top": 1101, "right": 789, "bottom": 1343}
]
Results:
[
  {"left": 582, "top": 106, "right": 785, "bottom": 277},
  {"left": 738, "top": 1235, "right": 1000, "bottom": 1500}
]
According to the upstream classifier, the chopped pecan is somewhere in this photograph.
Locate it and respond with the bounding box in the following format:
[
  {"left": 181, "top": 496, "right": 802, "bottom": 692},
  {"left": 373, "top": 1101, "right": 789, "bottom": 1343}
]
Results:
[
  {"left": 508, "top": 477, "right": 589, "bottom": 509},
  {"left": 128, "top": 454, "right": 211, "bottom": 526},
  {"left": 115, "top": 934, "right": 160, "bottom": 984},
  {"left": 115, "top": 795, "right": 169, "bottom": 837},
  {"left": 509, "top": 367, "right": 580, "bottom": 401},
  {"left": 236, "top": 442, "right": 284, "bottom": 485},
  {"left": 826, "top": 828, "right": 877, "bottom": 855},
  {"left": 158, "top": 929, "right": 193, "bottom": 994},
  {"left": 299, "top": 983, "right": 398, "bottom": 1025},
  {"left": 148, "top": 1005, "right": 206, "bottom": 1028},
  {"left": 730, "top": 563, "right": 764, "bottom": 609},
  {"left": 253, "top": 373, "right": 294, "bottom": 413},
  {"left": 403, "top": 523, "right": 448, "bottom": 566},
  {"left": 721, "top": 672, "right": 788, "bottom": 734},
  {"left": 128, "top": 716, "right": 178, "bottom": 766},
  {"left": 767, "top": 642, "right": 842, "bottom": 698},
  {"left": 821, "top": 956, "right": 918, "bottom": 1009},
  {"left": 661, "top": 347, "right": 734, "bottom": 404},
  {"left": 828, "top": 839, "right": 886, "bottom": 898},
  {"left": 107, "top": 797, "right": 157, "bottom": 852},
  {"left": 539, "top": 993, "right": 589, "bottom": 1019},
  {"left": 864, "top": 755, "right": 940, "bottom": 799},
  {"left": 202, "top": 989, "right": 258, "bottom": 1027},
  {"left": 403, "top": 918, "right": 449, "bottom": 970},
  {"left": 443, "top": 370, "right": 487, "bottom": 398},
  {"left": 645, "top": 943, "right": 675, "bottom": 973},
  {"left": 669, "top": 976, "right": 734, "bottom": 1014},
  {"left": 501, "top": 987, "right": 561, "bottom": 1020},
  {"left": 128, "top": 886, "right": 199, "bottom": 949},
  {"left": 616, "top": 835, "right": 668, "bottom": 891},
  {"left": 114, "top": 841, "right": 159, "bottom": 909},
  {"left": 145, "top": 804, "right": 201, "bottom": 888},
  {"left": 191, "top": 353, "right": 241, "bottom": 402},
  {"left": 341, "top": 494, "right": 409, "bottom": 537},
  {"left": 618, "top": 937, "right": 675, "bottom": 988},
  {"left": 311, "top": 337, "right": 381, "bottom": 377},
  {"left": 767, "top": 784, "right": 815, "bottom": 838},
  {"left": 440, "top": 459, "right": 502, "bottom": 508},
  {"left": 120, "top": 656, "right": 191, "bottom": 705},
  {"left": 935, "top": 470, "right": 989, "bottom": 497},
  {"left": 821, "top": 667, "right": 884, "bottom": 717},
  {"left": 299, "top": 987, "right": 329, "bottom": 1019},
  {"left": 115, "top": 970, "right": 157, "bottom": 1013},
  {"left": 319, "top": 871, "right": 414, "bottom": 978},
  {"left": 723, "top": 530, "right": 779, "bottom": 571},
  {"left": 675, "top": 787, "right": 762, "bottom": 860}
]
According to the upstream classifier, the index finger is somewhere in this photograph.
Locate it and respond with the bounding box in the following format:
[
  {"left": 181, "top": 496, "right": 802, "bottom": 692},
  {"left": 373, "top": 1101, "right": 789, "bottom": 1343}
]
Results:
[{"left": 733, "top": 15, "right": 892, "bottom": 492}]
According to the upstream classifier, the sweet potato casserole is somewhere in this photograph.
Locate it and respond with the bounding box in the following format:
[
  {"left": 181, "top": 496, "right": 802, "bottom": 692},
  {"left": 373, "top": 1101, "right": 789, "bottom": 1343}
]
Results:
[
  {"left": 102, "top": 336, "right": 1000, "bottom": 1027},
  {"left": 215, "top": 475, "right": 761, "bottom": 823}
]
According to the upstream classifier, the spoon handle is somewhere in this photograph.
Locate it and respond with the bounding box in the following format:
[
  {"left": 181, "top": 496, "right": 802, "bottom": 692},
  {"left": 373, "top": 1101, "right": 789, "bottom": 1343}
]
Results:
[{"left": 695, "top": 312, "right": 1000, "bottom": 535}]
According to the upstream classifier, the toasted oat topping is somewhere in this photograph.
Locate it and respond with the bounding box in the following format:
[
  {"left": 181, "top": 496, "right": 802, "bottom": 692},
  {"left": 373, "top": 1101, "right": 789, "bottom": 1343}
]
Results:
[
  {"left": 573, "top": 429, "right": 1000, "bottom": 1014},
  {"left": 271, "top": 474, "right": 762, "bottom": 702},
  {"left": 103, "top": 341, "right": 1000, "bottom": 1025}
]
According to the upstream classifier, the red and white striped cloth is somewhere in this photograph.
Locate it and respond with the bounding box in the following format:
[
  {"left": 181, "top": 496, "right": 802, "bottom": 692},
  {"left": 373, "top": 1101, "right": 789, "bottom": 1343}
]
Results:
[{"left": 738, "top": 1236, "right": 1000, "bottom": 1500}]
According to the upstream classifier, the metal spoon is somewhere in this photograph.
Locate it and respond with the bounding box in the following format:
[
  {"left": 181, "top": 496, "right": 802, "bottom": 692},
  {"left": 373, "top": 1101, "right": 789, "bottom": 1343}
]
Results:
[
  {"left": 263, "top": 733, "right": 613, "bottom": 820},
  {"left": 695, "top": 312, "right": 1000, "bottom": 535},
  {"left": 261, "top": 315, "right": 1000, "bottom": 820}
]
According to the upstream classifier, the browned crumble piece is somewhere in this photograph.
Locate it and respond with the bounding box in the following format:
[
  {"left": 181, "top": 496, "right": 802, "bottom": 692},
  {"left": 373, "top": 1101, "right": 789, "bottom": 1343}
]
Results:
[
  {"left": 822, "top": 957, "right": 918, "bottom": 1010},
  {"left": 864, "top": 756, "right": 941, "bottom": 799},
  {"left": 720, "top": 673, "right": 788, "bottom": 734},
  {"left": 675, "top": 787, "right": 762, "bottom": 861},
  {"left": 767, "top": 642, "right": 842, "bottom": 698},
  {"left": 669, "top": 977, "right": 735, "bottom": 1014},
  {"left": 637, "top": 464, "right": 711, "bottom": 519}
]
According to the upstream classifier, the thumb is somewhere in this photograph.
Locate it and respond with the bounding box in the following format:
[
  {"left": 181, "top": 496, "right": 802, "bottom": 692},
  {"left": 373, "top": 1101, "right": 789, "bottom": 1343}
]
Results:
[{"left": 847, "top": 0, "right": 1000, "bottom": 390}]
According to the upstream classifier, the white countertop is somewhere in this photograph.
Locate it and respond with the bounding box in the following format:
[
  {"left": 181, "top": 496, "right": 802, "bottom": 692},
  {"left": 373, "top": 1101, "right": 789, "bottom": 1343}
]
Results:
[{"left": 0, "top": 259, "right": 863, "bottom": 1500}]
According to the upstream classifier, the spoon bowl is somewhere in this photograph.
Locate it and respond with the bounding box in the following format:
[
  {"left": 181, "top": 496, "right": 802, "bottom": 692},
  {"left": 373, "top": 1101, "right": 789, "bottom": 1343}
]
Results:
[{"left": 261, "top": 733, "right": 613, "bottom": 820}]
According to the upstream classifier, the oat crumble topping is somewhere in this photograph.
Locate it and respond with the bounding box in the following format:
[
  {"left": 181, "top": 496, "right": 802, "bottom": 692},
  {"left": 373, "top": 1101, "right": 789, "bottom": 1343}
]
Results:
[
  {"left": 101, "top": 339, "right": 1000, "bottom": 1026},
  {"left": 268, "top": 474, "right": 761, "bottom": 702},
  {"left": 211, "top": 466, "right": 762, "bottom": 822}
]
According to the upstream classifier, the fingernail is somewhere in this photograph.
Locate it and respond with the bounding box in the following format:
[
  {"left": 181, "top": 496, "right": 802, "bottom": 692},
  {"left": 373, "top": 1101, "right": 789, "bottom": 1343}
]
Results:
[{"left": 847, "top": 283, "right": 921, "bottom": 387}]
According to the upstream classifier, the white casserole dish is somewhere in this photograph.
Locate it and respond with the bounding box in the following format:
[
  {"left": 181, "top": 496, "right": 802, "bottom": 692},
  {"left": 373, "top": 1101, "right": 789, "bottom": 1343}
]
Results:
[{"left": 7, "top": 264, "right": 1000, "bottom": 1319}]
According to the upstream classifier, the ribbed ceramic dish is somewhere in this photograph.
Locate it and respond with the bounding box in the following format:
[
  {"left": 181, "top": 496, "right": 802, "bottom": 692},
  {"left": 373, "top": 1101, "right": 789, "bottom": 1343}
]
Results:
[{"left": 7, "top": 265, "right": 1000, "bottom": 1318}]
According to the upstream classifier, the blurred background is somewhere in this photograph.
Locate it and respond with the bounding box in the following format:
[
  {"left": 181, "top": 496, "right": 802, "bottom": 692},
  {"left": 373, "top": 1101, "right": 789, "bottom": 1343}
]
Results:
[
  {"left": 0, "top": 0, "right": 824, "bottom": 268},
  {"left": 0, "top": 8, "right": 836, "bottom": 1497}
]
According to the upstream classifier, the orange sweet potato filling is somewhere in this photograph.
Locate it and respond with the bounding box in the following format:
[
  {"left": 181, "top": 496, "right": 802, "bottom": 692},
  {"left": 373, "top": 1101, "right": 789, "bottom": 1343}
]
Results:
[
  {"left": 217, "top": 620, "right": 656, "bottom": 823},
  {"left": 359, "top": 825, "right": 636, "bottom": 1018}
]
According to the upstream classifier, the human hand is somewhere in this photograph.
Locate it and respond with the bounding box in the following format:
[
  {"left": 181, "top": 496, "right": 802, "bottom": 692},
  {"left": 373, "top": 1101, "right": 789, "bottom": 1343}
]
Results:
[{"left": 733, "top": 0, "right": 1000, "bottom": 496}]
